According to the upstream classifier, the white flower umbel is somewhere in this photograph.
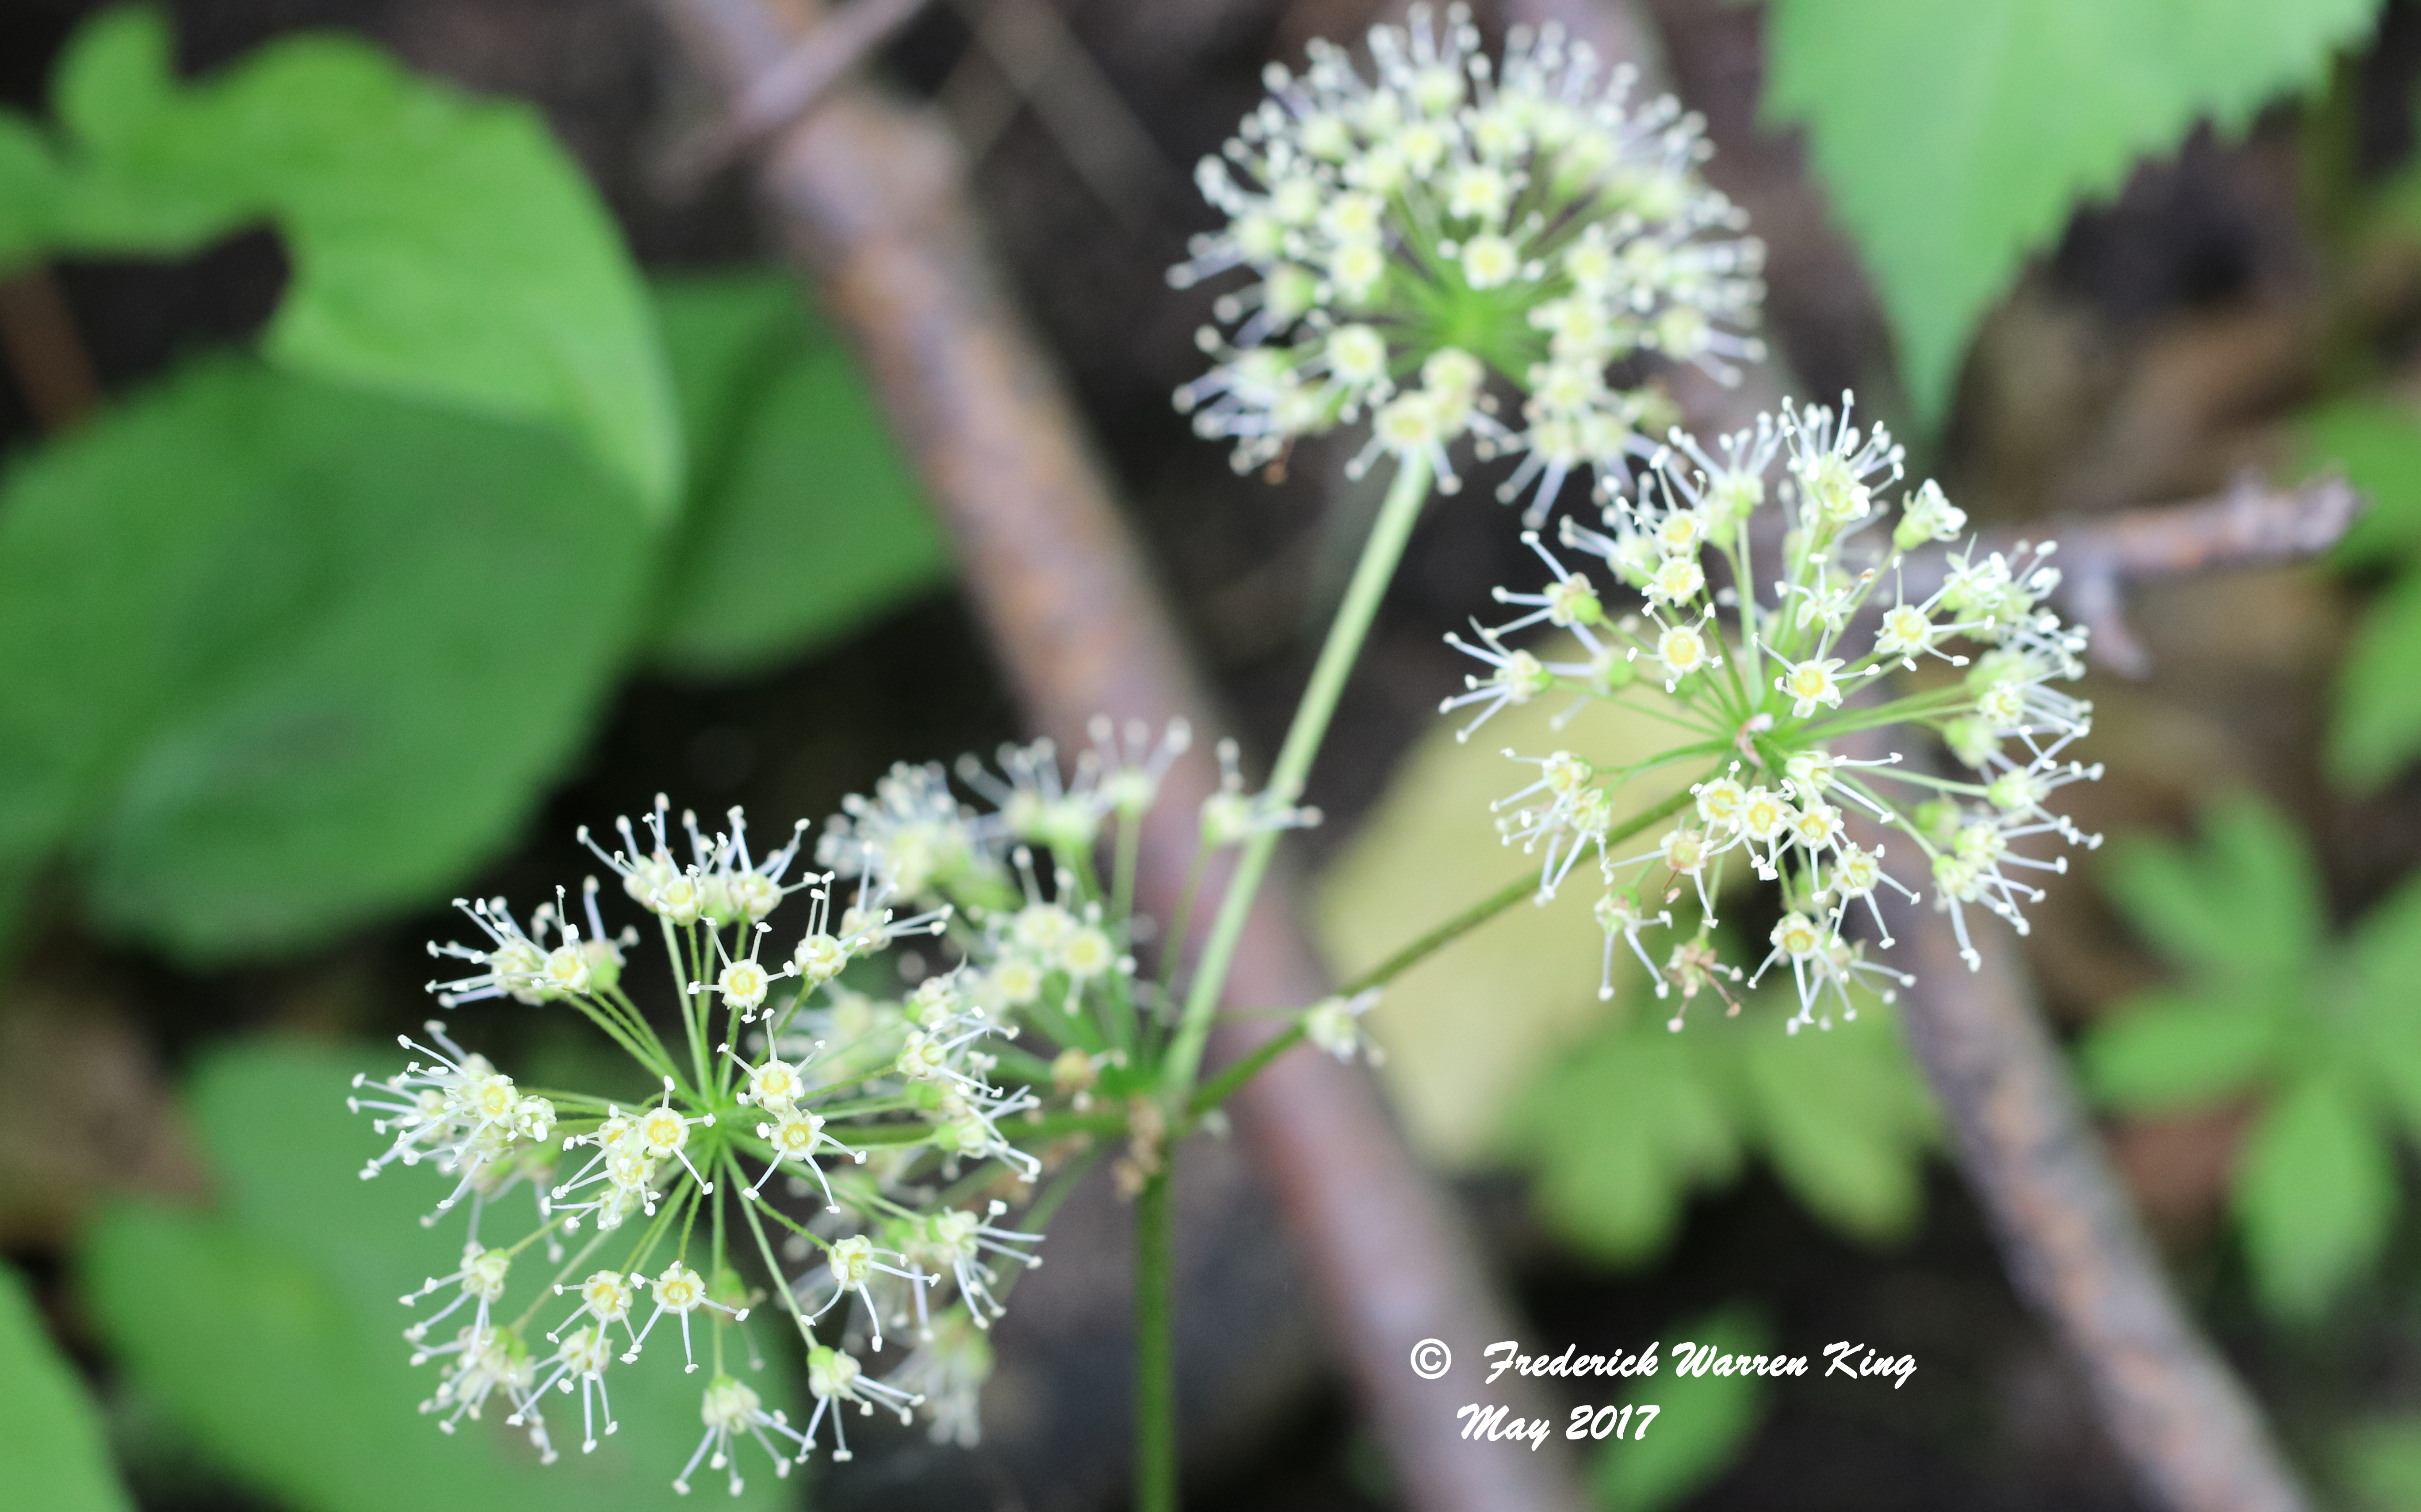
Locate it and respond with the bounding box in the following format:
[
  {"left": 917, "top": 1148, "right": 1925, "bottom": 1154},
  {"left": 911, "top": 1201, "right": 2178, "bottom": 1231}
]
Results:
[
  {"left": 1171, "top": 4, "right": 1763, "bottom": 517},
  {"left": 360, "top": 709, "right": 1287, "bottom": 1485},
  {"left": 357, "top": 797, "right": 1066, "bottom": 1484},
  {"left": 1451, "top": 392, "right": 2101, "bottom": 1026}
]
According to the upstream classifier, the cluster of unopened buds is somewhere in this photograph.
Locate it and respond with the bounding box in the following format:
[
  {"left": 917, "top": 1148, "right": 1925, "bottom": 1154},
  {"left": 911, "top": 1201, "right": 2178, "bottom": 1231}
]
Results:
[
  {"left": 350, "top": 712, "right": 1325, "bottom": 1489},
  {"left": 1172, "top": 4, "right": 1762, "bottom": 506},
  {"left": 1447, "top": 393, "right": 2102, "bottom": 1029}
]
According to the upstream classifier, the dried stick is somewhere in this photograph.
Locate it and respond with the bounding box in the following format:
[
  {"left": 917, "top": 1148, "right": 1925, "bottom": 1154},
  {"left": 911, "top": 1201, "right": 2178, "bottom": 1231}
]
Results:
[
  {"left": 0, "top": 269, "right": 101, "bottom": 432},
  {"left": 1503, "top": 3, "right": 2329, "bottom": 1509},
  {"left": 2023, "top": 473, "right": 2362, "bottom": 676},
  {"left": 1883, "top": 838, "right": 2310, "bottom": 1512},
  {"left": 653, "top": 4, "right": 1591, "bottom": 1509},
  {"left": 655, "top": 0, "right": 932, "bottom": 187},
  {"left": 1878, "top": 479, "right": 2359, "bottom": 1512}
]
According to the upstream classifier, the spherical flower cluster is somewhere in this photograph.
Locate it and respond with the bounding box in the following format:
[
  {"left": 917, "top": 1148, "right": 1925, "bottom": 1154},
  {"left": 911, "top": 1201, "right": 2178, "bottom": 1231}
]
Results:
[
  {"left": 1171, "top": 4, "right": 1763, "bottom": 513},
  {"left": 1447, "top": 393, "right": 2102, "bottom": 1030},
  {"left": 358, "top": 795, "right": 1057, "bottom": 1487},
  {"left": 359, "top": 715, "right": 1278, "bottom": 1483}
]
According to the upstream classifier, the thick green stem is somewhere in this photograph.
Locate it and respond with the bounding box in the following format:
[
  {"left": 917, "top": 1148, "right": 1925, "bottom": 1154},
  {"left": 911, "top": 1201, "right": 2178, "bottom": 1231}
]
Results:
[
  {"left": 1134, "top": 1169, "right": 1178, "bottom": 1512},
  {"left": 1160, "top": 454, "right": 1434, "bottom": 1096}
]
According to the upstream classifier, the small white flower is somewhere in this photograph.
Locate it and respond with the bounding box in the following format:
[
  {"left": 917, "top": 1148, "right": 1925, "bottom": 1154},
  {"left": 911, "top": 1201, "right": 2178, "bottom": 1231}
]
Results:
[
  {"left": 673, "top": 1375, "right": 811, "bottom": 1496},
  {"left": 1775, "top": 653, "right": 1847, "bottom": 718},
  {"left": 626, "top": 1262, "right": 748, "bottom": 1375},
  {"left": 1303, "top": 989, "right": 1385, "bottom": 1063},
  {"left": 802, "top": 1345, "right": 922, "bottom": 1463},
  {"left": 1199, "top": 737, "right": 1323, "bottom": 846}
]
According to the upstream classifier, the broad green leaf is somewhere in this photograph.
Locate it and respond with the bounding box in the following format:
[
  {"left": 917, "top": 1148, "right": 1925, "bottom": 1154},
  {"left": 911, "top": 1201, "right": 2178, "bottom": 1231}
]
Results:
[
  {"left": 2334, "top": 570, "right": 2421, "bottom": 788},
  {"left": 83, "top": 1039, "right": 785, "bottom": 1512},
  {"left": 32, "top": 7, "right": 680, "bottom": 511},
  {"left": 53, "top": 6, "right": 172, "bottom": 156},
  {"left": 653, "top": 273, "right": 804, "bottom": 481},
  {"left": 1736, "top": 1000, "right": 1936, "bottom": 1243},
  {"left": 1593, "top": 1306, "right": 1769, "bottom": 1512},
  {"left": 0, "top": 118, "right": 68, "bottom": 269},
  {"left": 0, "top": 1264, "right": 135, "bottom": 1512},
  {"left": 648, "top": 271, "right": 950, "bottom": 674},
  {"left": 2300, "top": 399, "right": 2421, "bottom": 570},
  {"left": 1511, "top": 1025, "right": 1741, "bottom": 1264},
  {"left": 1764, "top": 0, "right": 2378, "bottom": 420},
  {"left": 2081, "top": 991, "right": 2280, "bottom": 1111},
  {"left": 0, "top": 359, "right": 651, "bottom": 960},
  {"left": 2231, "top": 1069, "right": 2398, "bottom": 1317},
  {"left": 2103, "top": 796, "right": 2324, "bottom": 978}
]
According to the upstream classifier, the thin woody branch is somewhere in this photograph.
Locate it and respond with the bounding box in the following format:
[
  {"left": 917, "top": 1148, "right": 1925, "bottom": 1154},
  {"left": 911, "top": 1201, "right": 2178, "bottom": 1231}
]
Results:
[
  {"left": 650, "top": 4, "right": 1591, "bottom": 1509},
  {"left": 655, "top": 0, "right": 932, "bottom": 188},
  {"left": 0, "top": 268, "right": 101, "bottom": 433},
  {"left": 2016, "top": 473, "right": 2363, "bottom": 676},
  {"left": 1886, "top": 862, "right": 2310, "bottom": 1512}
]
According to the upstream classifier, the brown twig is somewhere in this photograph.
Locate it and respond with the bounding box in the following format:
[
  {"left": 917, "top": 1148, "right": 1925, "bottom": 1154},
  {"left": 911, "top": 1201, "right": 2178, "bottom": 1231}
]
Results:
[
  {"left": 0, "top": 268, "right": 101, "bottom": 432},
  {"left": 653, "top": 3, "right": 1590, "bottom": 1509},
  {"left": 654, "top": 0, "right": 932, "bottom": 189},
  {"left": 2018, "top": 473, "right": 2363, "bottom": 677},
  {"left": 1850, "top": 766, "right": 2311, "bottom": 1512}
]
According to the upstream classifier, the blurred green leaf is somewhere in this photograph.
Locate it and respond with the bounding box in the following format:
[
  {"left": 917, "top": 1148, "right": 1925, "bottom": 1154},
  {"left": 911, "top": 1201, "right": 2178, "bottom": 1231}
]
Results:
[
  {"left": 654, "top": 274, "right": 803, "bottom": 478},
  {"left": 1764, "top": 0, "right": 2376, "bottom": 421},
  {"left": 2335, "top": 572, "right": 2421, "bottom": 789},
  {"left": 1517, "top": 985, "right": 1935, "bottom": 1265},
  {"left": 1593, "top": 1306, "right": 1769, "bottom": 1512},
  {"left": 2087, "top": 798, "right": 2421, "bottom": 1318},
  {"left": 18, "top": 6, "right": 680, "bottom": 510},
  {"left": 0, "top": 1264, "right": 136, "bottom": 1512},
  {"left": 646, "top": 271, "right": 949, "bottom": 674},
  {"left": 53, "top": 6, "right": 174, "bottom": 157},
  {"left": 0, "top": 118, "right": 68, "bottom": 267},
  {"left": 1736, "top": 1004, "right": 1937, "bottom": 1243},
  {"left": 2081, "top": 991, "right": 2279, "bottom": 1111},
  {"left": 2344, "top": 1418, "right": 2421, "bottom": 1510},
  {"left": 1511, "top": 1025, "right": 1741, "bottom": 1265},
  {"left": 0, "top": 359, "right": 650, "bottom": 961},
  {"left": 2353, "top": 874, "right": 2421, "bottom": 994},
  {"left": 2232, "top": 1069, "right": 2398, "bottom": 1317},
  {"left": 2301, "top": 399, "right": 2421, "bottom": 570},
  {"left": 2350, "top": 879, "right": 2421, "bottom": 1139},
  {"left": 82, "top": 1039, "right": 785, "bottom": 1512},
  {"left": 2101, "top": 795, "right": 2324, "bottom": 979}
]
